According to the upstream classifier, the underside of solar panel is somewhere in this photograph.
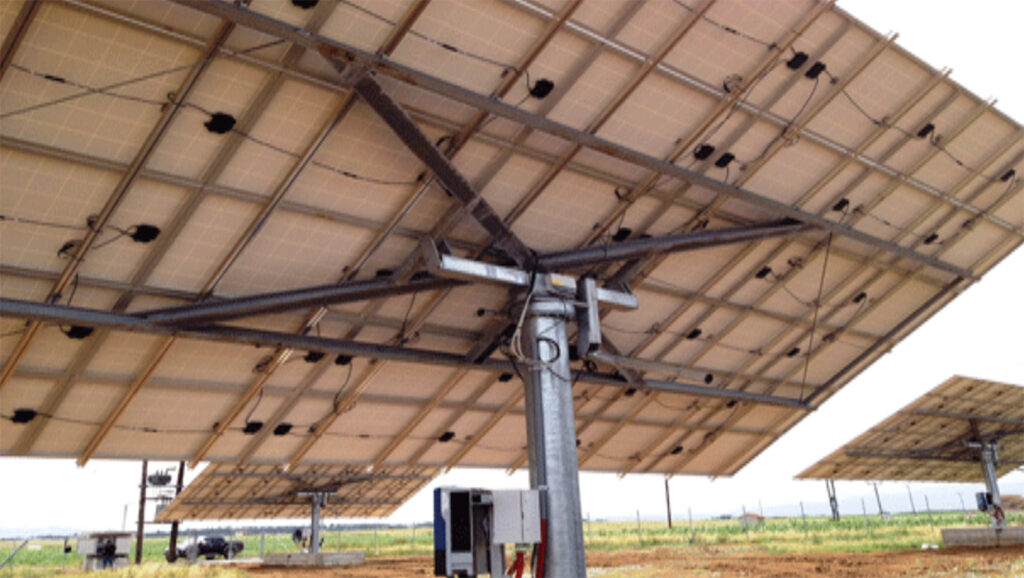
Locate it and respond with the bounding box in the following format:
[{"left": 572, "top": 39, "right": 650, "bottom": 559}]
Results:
[{"left": 1, "top": 0, "right": 1023, "bottom": 518}]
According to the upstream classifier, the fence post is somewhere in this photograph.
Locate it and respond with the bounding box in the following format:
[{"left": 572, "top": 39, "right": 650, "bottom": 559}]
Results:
[
  {"left": 373, "top": 528, "right": 378, "bottom": 556},
  {"left": 861, "top": 498, "right": 870, "bottom": 537},
  {"left": 259, "top": 532, "right": 264, "bottom": 558},
  {"left": 906, "top": 485, "right": 917, "bottom": 515},
  {"left": 958, "top": 493, "right": 967, "bottom": 520},
  {"left": 924, "top": 495, "right": 935, "bottom": 529},
  {"left": 800, "top": 501, "right": 808, "bottom": 536},
  {"left": 741, "top": 505, "right": 750, "bottom": 539},
  {"left": 635, "top": 510, "right": 642, "bottom": 546},
  {"left": 688, "top": 507, "right": 694, "bottom": 544}
]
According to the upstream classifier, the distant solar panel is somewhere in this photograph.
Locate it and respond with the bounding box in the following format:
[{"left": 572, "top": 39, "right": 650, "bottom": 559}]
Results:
[
  {"left": 2, "top": 0, "right": 1023, "bottom": 523},
  {"left": 155, "top": 462, "right": 438, "bottom": 520},
  {"left": 798, "top": 376, "right": 1024, "bottom": 482}
]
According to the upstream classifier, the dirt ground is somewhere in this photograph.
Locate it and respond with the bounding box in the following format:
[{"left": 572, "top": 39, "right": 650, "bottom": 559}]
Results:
[{"left": 246, "top": 545, "right": 1024, "bottom": 577}]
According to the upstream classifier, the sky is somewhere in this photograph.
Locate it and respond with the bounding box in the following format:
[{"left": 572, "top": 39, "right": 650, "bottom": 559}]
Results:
[{"left": 1, "top": 0, "right": 1023, "bottom": 538}]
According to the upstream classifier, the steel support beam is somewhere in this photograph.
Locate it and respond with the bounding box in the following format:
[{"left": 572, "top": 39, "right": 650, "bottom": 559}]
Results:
[
  {"left": 138, "top": 275, "right": 461, "bottom": 326},
  {"left": 538, "top": 220, "right": 810, "bottom": 272},
  {"left": 844, "top": 450, "right": 981, "bottom": 463},
  {"left": 0, "top": 297, "right": 809, "bottom": 410},
  {"left": 521, "top": 296, "right": 586, "bottom": 576},
  {"left": 422, "top": 246, "right": 639, "bottom": 310},
  {"left": 344, "top": 72, "right": 536, "bottom": 270},
  {"left": 130, "top": 220, "right": 800, "bottom": 327},
  {"left": 169, "top": 0, "right": 975, "bottom": 281},
  {"left": 0, "top": 0, "right": 39, "bottom": 83},
  {"left": 910, "top": 409, "right": 1024, "bottom": 427}
]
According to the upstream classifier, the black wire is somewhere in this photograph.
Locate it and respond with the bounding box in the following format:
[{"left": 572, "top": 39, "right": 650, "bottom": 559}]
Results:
[
  {"left": 800, "top": 232, "right": 832, "bottom": 402},
  {"left": 0, "top": 214, "right": 88, "bottom": 231},
  {"left": 670, "top": 0, "right": 777, "bottom": 50},
  {"left": 0, "top": 39, "right": 285, "bottom": 121},
  {"left": 699, "top": 60, "right": 783, "bottom": 145},
  {"left": 332, "top": 362, "right": 355, "bottom": 410},
  {"left": 0, "top": 327, "right": 29, "bottom": 339},
  {"left": 245, "top": 388, "right": 264, "bottom": 424},
  {"left": 337, "top": 0, "right": 518, "bottom": 73},
  {"left": 823, "top": 69, "right": 1003, "bottom": 184}
]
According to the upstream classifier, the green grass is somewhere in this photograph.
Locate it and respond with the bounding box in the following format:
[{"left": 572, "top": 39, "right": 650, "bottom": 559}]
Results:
[{"left": 1, "top": 509, "right": 1019, "bottom": 575}]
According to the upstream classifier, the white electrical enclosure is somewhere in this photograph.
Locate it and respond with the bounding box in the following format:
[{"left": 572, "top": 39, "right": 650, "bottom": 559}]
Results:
[{"left": 490, "top": 490, "right": 542, "bottom": 545}]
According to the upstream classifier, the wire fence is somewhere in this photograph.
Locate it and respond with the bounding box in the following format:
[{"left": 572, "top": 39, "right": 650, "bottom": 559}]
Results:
[{"left": 1, "top": 500, "right": 1019, "bottom": 570}]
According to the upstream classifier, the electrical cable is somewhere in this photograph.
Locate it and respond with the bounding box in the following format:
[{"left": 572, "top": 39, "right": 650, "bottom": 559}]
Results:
[
  {"left": 800, "top": 232, "right": 832, "bottom": 401},
  {"left": 670, "top": 0, "right": 779, "bottom": 50},
  {"left": 336, "top": 0, "right": 519, "bottom": 74},
  {"left": 6, "top": 63, "right": 418, "bottom": 187},
  {"left": 332, "top": 362, "right": 355, "bottom": 411},
  {"left": 245, "top": 388, "right": 265, "bottom": 424},
  {"left": 822, "top": 69, "right": 1006, "bottom": 185},
  {"left": 0, "top": 39, "right": 285, "bottom": 121},
  {"left": 0, "top": 214, "right": 88, "bottom": 231}
]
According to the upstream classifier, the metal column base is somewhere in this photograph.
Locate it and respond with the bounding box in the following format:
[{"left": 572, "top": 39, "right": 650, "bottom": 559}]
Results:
[{"left": 522, "top": 296, "right": 586, "bottom": 577}]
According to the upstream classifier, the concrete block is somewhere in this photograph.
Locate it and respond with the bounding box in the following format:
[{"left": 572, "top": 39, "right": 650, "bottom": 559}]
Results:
[
  {"left": 263, "top": 551, "right": 365, "bottom": 567},
  {"left": 941, "top": 526, "right": 1024, "bottom": 547}
]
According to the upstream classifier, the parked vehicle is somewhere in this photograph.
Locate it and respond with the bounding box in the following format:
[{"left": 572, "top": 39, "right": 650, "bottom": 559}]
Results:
[{"left": 165, "top": 535, "right": 244, "bottom": 561}]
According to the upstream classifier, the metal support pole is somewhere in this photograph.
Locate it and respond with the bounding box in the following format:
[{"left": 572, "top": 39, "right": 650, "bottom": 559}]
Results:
[
  {"left": 826, "top": 479, "right": 840, "bottom": 521},
  {"left": 906, "top": 485, "right": 917, "bottom": 515},
  {"left": 136, "top": 460, "right": 147, "bottom": 564},
  {"left": 958, "top": 493, "right": 967, "bottom": 519},
  {"left": 799, "top": 501, "right": 808, "bottom": 536},
  {"left": 167, "top": 461, "right": 185, "bottom": 562},
  {"left": 310, "top": 493, "right": 323, "bottom": 554},
  {"left": 522, "top": 296, "right": 586, "bottom": 577},
  {"left": 980, "top": 443, "right": 1005, "bottom": 528},
  {"left": 664, "top": 477, "right": 673, "bottom": 529},
  {"left": 872, "top": 483, "right": 884, "bottom": 518}
]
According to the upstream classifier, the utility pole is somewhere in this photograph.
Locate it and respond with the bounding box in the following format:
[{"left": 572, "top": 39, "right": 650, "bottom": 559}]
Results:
[
  {"left": 136, "top": 460, "right": 148, "bottom": 564},
  {"left": 167, "top": 461, "right": 186, "bottom": 562},
  {"left": 664, "top": 477, "right": 673, "bottom": 529}
]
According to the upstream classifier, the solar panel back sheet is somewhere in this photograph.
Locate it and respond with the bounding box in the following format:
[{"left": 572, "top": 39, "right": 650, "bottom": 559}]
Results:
[
  {"left": 154, "top": 462, "right": 439, "bottom": 520},
  {"left": 2, "top": 0, "right": 1023, "bottom": 517},
  {"left": 798, "top": 376, "right": 1024, "bottom": 482}
]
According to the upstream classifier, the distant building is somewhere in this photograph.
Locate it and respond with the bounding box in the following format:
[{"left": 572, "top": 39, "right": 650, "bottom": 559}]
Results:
[{"left": 737, "top": 513, "right": 765, "bottom": 527}]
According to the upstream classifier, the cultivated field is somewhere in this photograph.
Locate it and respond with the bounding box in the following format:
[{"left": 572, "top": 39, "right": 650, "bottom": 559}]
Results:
[{"left": 2, "top": 510, "right": 1021, "bottom": 577}]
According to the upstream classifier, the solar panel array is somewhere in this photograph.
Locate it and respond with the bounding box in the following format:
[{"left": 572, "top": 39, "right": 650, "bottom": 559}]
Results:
[
  {"left": 155, "top": 462, "right": 438, "bottom": 520},
  {"left": 798, "top": 376, "right": 1024, "bottom": 482},
  {"left": 2, "top": 0, "right": 1023, "bottom": 516}
]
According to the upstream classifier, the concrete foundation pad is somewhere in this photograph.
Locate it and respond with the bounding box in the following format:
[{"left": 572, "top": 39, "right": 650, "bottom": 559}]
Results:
[
  {"left": 941, "top": 526, "right": 1024, "bottom": 547},
  {"left": 262, "top": 551, "right": 366, "bottom": 567}
]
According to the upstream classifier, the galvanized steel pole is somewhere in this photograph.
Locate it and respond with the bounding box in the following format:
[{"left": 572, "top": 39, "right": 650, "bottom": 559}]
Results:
[
  {"left": 522, "top": 296, "right": 586, "bottom": 576},
  {"left": 980, "top": 444, "right": 1005, "bottom": 528}
]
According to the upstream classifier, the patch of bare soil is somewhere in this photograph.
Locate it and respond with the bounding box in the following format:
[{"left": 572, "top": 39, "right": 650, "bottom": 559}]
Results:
[{"left": 245, "top": 546, "right": 1024, "bottom": 577}]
